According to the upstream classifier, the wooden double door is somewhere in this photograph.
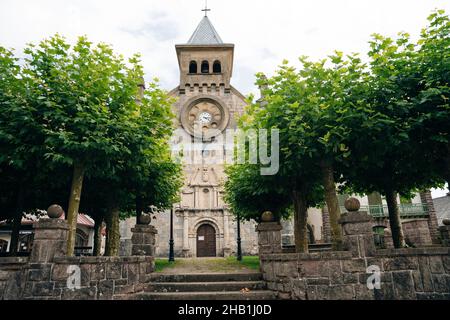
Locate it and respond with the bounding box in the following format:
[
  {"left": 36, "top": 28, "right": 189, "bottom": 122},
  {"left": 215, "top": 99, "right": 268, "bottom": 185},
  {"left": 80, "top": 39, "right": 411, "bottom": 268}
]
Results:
[{"left": 197, "top": 224, "right": 216, "bottom": 257}]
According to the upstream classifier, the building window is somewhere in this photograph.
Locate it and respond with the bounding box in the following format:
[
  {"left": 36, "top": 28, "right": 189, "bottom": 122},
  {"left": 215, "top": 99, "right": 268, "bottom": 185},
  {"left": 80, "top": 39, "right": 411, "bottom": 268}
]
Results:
[
  {"left": 75, "top": 229, "right": 89, "bottom": 247},
  {"left": 0, "top": 239, "right": 8, "bottom": 253},
  {"left": 18, "top": 233, "right": 34, "bottom": 253},
  {"left": 213, "top": 60, "right": 221, "bottom": 73},
  {"left": 373, "top": 226, "right": 385, "bottom": 248},
  {"left": 189, "top": 61, "right": 197, "bottom": 74},
  {"left": 201, "top": 61, "right": 209, "bottom": 74}
]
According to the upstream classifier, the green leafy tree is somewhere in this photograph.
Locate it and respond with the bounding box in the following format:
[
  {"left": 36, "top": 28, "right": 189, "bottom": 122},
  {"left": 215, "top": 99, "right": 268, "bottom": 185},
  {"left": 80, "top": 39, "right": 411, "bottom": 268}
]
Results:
[
  {"left": 244, "top": 54, "right": 368, "bottom": 250},
  {"left": 0, "top": 47, "right": 69, "bottom": 254},
  {"left": 20, "top": 35, "right": 136, "bottom": 255},
  {"left": 228, "top": 66, "right": 326, "bottom": 253},
  {"left": 0, "top": 47, "right": 32, "bottom": 254},
  {"left": 78, "top": 80, "right": 181, "bottom": 257},
  {"left": 340, "top": 12, "right": 448, "bottom": 247},
  {"left": 224, "top": 163, "right": 291, "bottom": 222},
  {"left": 19, "top": 35, "right": 180, "bottom": 255},
  {"left": 286, "top": 53, "right": 368, "bottom": 250},
  {"left": 409, "top": 10, "right": 450, "bottom": 186}
]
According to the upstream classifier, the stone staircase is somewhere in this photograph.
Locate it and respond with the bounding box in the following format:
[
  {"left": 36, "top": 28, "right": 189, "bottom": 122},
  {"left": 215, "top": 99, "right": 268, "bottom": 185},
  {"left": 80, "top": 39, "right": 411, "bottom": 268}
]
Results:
[{"left": 134, "top": 273, "right": 276, "bottom": 300}]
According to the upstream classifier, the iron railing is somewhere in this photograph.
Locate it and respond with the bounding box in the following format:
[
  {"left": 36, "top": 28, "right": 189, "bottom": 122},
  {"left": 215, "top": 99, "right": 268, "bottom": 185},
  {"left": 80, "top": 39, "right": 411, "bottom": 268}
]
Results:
[{"left": 340, "top": 203, "right": 429, "bottom": 218}]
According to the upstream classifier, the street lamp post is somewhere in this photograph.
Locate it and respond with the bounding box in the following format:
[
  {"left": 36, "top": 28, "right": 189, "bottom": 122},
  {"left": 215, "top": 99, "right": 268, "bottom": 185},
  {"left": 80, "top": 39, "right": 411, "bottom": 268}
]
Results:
[
  {"left": 237, "top": 213, "right": 242, "bottom": 261},
  {"left": 169, "top": 208, "right": 175, "bottom": 262}
]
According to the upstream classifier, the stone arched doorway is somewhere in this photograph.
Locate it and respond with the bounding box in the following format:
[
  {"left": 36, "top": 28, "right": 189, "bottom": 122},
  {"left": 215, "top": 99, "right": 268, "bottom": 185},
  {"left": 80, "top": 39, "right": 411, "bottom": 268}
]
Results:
[{"left": 197, "top": 224, "right": 216, "bottom": 257}]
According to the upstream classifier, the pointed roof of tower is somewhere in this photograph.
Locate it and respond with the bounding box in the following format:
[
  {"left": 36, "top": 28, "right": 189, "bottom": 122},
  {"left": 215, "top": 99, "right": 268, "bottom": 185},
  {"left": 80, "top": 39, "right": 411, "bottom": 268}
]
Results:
[{"left": 187, "top": 16, "right": 223, "bottom": 45}]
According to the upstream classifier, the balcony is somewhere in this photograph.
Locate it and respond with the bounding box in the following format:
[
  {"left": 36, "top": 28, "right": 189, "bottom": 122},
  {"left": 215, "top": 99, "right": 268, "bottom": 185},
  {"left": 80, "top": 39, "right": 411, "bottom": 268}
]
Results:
[{"left": 340, "top": 203, "right": 429, "bottom": 219}]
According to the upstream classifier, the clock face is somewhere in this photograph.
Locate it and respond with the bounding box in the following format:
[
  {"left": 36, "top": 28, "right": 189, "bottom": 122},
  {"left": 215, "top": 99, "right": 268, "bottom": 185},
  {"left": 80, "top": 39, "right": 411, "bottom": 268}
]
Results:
[
  {"left": 181, "top": 97, "right": 229, "bottom": 140},
  {"left": 188, "top": 101, "right": 222, "bottom": 130},
  {"left": 199, "top": 112, "right": 212, "bottom": 124}
]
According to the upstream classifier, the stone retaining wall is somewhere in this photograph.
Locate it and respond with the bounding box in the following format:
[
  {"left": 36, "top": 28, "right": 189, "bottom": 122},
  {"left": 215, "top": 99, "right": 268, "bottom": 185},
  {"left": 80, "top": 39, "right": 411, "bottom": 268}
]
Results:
[
  {"left": 260, "top": 248, "right": 450, "bottom": 300},
  {"left": 0, "top": 257, "right": 28, "bottom": 300},
  {"left": 0, "top": 218, "right": 156, "bottom": 300},
  {"left": 21, "top": 256, "right": 154, "bottom": 300},
  {"left": 257, "top": 209, "right": 450, "bottom": 300}
]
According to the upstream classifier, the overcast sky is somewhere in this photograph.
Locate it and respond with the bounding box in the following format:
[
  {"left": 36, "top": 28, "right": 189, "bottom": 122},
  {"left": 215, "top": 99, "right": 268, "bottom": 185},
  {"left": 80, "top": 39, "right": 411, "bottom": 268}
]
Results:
[{"left": 1, "top": 0, "right": 449, "bottom": 197}]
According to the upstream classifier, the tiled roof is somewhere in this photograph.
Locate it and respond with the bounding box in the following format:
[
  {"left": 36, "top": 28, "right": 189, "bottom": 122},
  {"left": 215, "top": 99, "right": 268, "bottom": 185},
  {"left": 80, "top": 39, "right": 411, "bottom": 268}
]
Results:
[
  {"left": 433, "top": 194, "right": 450, "bottom": 226},
  {"left": 187, "top": 16, "right": 223, "bottom": 45},
  {"left": 0, "top": 213, "right": 95, "bottom": 228}
]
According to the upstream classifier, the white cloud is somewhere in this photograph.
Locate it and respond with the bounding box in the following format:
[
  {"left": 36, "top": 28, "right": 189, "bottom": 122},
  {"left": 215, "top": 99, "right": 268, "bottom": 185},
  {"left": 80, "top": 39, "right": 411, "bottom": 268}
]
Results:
[
  {"left": 432, "top": 184, "right": 449, "bottom": 199},
  {"left": 1, "top": 0, "right": 449, "bottom": 94}
]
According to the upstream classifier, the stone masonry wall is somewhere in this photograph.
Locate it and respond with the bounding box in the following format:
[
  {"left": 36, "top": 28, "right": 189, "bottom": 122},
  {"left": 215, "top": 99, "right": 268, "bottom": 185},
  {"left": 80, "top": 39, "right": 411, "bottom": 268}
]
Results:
[
  {"left": 18, "top": 256, "right": 154, "bottom": 300},
  {"left": 257, "top": 205, "right": 450, "bottom": 300},
  {"left": 0, "top": 256, "right": 154, "bottom": 300},
  {"left": 0, "top": 257, "right": 28, "bottom": 300},
  {"left": 0, "top": 218, "right": 156, "bottom": 300},
  {"left": 260, "top": 248, "right": 450, "bottom": 300},
  {"left": 402, "top": 219, "right": 433, "bottom": 247}
]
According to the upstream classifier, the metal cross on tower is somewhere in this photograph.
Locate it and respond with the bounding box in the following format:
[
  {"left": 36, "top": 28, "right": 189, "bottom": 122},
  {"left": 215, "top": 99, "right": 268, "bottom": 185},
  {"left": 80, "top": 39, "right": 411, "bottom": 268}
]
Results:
[{"left": 202, "top": 0, "right": 211, "bottom": 17}]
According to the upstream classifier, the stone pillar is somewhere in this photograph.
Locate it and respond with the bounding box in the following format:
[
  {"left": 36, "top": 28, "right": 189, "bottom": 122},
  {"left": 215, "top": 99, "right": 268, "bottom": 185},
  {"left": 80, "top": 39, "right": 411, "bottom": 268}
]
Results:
[
  {"left": 256, "top": 222, "right": 283, "bottom": 254},
  {"left": 321, "top": 206, "right": 332, "bottom": 243},
  {"left": 383, "top": 228, "right": 394, "bottom": 249},
  {"left": 402, "top": 219, "right": 432, "bottom": 247},
  {"left": 439, "top": 220, "right": 450, "bottom": 246},
  {"left": 131, "top": 224, "right": 157, "bottom": 256},
  {"left": 30, "top": 218, "right": 69, "bottom": 263},
  {"left": 195, "top": 187, "right": 199, "bottom": 207},
  {"left": 420, "top": 190, "right": 440, "bottom": 244},
  {"left": 223, "top": 211, "right": 231, "bottom": 257},
  {"left": 338, "top": 198, "right": 376, "bottom": 258},
  {"left": 182, "top": 212, "right": 190, "bottom": 257}
]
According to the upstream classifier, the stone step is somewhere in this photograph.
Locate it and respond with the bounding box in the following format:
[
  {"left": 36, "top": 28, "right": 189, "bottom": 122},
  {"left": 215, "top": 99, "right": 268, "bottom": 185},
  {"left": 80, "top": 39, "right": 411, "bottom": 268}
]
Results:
[
  {"left": 309, "top": 243, "right": 333, "bottom": 252},
  {"left": 145, "top": 281, "right": 266, "bottom": 293},
  {"left": 135, "top": 290, "right": 276, "bottom": 300},
  {"left": 283, "top": 243, "right": 333, "bottom": 253},
  {"left": 148, "top": 273, "right": 262, "bottom": 283}
]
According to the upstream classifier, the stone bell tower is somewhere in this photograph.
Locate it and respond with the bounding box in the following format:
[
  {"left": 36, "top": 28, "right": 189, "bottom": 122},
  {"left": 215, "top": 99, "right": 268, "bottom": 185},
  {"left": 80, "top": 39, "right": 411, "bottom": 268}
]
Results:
[
  {"left": 158, "top": 12, "right": 254, "bottom": 258},
  {"left": 176, "top": 16, "right": 234, "bottom": 93}
]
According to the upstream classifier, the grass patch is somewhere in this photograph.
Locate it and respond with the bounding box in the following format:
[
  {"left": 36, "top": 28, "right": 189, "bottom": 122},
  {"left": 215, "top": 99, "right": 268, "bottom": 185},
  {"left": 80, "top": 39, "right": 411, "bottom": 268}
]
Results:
[
  {"left": 154, "top": 259, "right": 179, "bottom": 272},
  {"left": 226, "top": 256, "right": 260, "bottom": 270},
  {"left": 154, "top": 256, "right": 260, "bottom": 273},
  {"left": 206, "top": 256, "right": 260, "bottom": 272}
]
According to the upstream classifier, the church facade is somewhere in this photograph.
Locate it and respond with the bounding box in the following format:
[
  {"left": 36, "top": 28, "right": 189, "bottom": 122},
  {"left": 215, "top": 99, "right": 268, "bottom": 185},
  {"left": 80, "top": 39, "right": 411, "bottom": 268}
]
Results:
[
  {"left": 161, "top": 15, "right": 258, "bottom": 257},
  {"left": 119, "top": 15, "right": 260, "bottom": 258},
  {"left": 118, "top": 15, "right": 440, "bottom": 258}
]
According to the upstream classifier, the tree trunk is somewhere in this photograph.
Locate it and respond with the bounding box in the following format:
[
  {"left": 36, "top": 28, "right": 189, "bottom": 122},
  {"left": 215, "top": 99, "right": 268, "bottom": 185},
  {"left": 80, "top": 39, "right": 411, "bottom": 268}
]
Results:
[
  {"left": 292, "top": 189, "right": 309, "bottom": 253},
  {"left": 320, "top": 162, "right": 343, "bottom": 250},
  {"left": 385, "top": 190, "right": 405, "bottom": 248},
  {"left": 9, "top": 186, "right": 25, "bottom": 255},
  {"left": 105, "top": 206, "right": 120, "bottom": 256},
  {"left": 321, "top": 206, "right": 332, "bottom": 243},
  {"left": 93, "top": 215, "right": 103, "bottom": 256},
  {"left": 66, "top": 163, "right": 85, "bottom": 256}
]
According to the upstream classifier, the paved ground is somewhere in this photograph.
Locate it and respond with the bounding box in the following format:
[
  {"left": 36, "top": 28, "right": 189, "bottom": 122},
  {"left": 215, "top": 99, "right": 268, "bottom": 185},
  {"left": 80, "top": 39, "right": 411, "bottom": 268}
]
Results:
[{"left": 155, "top": 257, "right": 260, "bottom": 274}]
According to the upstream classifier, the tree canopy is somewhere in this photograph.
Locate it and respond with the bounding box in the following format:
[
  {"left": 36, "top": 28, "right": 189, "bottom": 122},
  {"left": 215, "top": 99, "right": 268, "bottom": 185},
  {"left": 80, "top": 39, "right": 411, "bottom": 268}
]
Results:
[
  {"left": 224, "top": 9, "right": 449, "bottom": 250},
  {"left": 0, "top": 35, "right": 182, "bottom": 256}
]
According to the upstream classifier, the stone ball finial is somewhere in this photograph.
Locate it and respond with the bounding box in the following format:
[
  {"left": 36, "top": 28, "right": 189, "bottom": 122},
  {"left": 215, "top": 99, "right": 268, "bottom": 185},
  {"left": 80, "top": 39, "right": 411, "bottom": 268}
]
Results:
[
  {"left": 139, "top": 214, "right": 151, "bottom": 225},
  {"left": 47, "top": 204, "right": 64, "bottom": 219},
  {"left": 443, "top": 219, "right": 450, "bottom": 226},
  {"left": 261, "top": 211, "right": 274, "bottom": 222},
  {"left": 344, "top": 197, "right": 360, "bottom": 212}
]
